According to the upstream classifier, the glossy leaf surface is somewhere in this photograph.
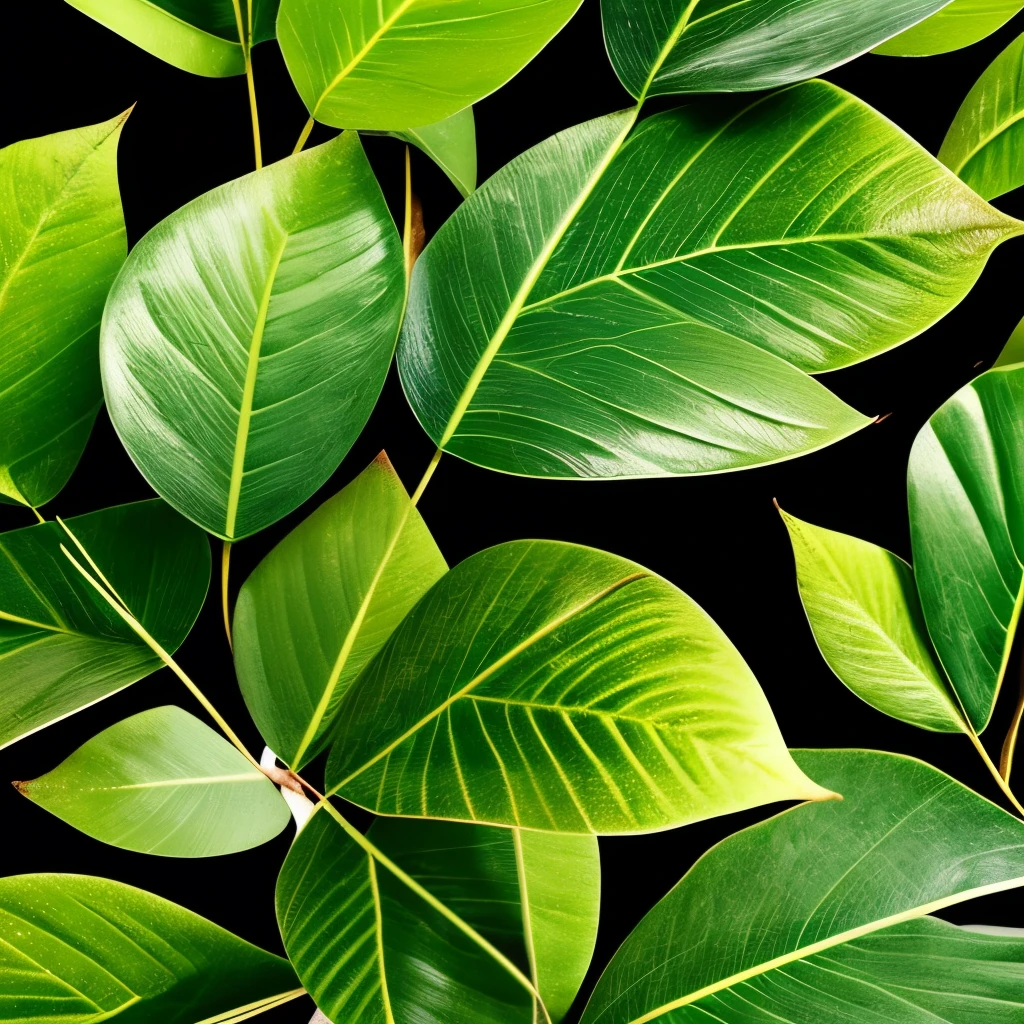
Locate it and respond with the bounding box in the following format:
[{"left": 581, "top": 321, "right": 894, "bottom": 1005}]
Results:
[
  {"left": 909, "top": 364, "right": 1024, "bottom": 733},
  {"left": 235, "top": 453, "right": 447, "bottom": 770},
  {"left": 580, "top": 749, "right": 1024, "bottom": 1024},
  {"left": 64, "top": 0, "right": 279, "bottom": 77},
  {"left": 0, "top": 500, "right": 209, "bottom": 750},
  {"left": 327, "top": 540, "right": 829, "bottom": 833},
  {"left": 782, "top": 509, "right": 964, "bottom": 732},
  {"left": 603, "top": 0, "right": 952, "bottom": 98},
  {"left": 17, "top": 706, "right": 289, "bottom": 857},
  {"left": 876, "top": 0, "right": 1024, "bottom": 55},
  {"left": 401, "top": 83, "right": 1018, "bottom": 479},
  {"left": 370, "top": 817, "right": 600, "bottom": 1022},
  {"left": 940, "top": 29, "right": 1024, "bottom": 200},
  {"left": 389, "top": 107, "right": 478, "bottom": 198},
  {"left": 277, "top": 805, "right": 537, "bottom": 1024},
  {"left": 102, "top": 131, "right": 404, "bottom": 541},
  {"left": 0, "top": 873, "right": 300, "bottom": 1022},
  {"left": 278, "top": 0, "right": 583, "bottom": 129},
  {"left": 0, "top": 114, "right": 126, "bottom": 509}
]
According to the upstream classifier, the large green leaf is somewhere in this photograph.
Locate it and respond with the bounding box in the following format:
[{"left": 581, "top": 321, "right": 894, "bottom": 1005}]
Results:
[
  {"left": 277, "top": 0, "right": 583, "bottom": 130},
  {"left": 102, "top": 131, "right": 404, "bottom": 542},
  {"left": 400, "top": 82, "right": 1019, "bottom": 480},
  {"left": 234, "top": 453, "right": 447, "bottom": 770},
  {"left": 781, "top": 509, "right": 964, "bottom": 732},
  {"left": 940, "top": 29, "right": 1024, "bottom": 201},
  {"left": 64, "top": 0, "right": 279, "bottom": 77},
  {"left": 0, "top": 114, "right": 127, "bottom": 509},
  {"left": 388, "top": 108, "right": 478, "bottom": 198},
  {"left": 326, "top": 539, "right": 830, "bottom": 833},
  {"left": 909, "top": 364, "right": 1024, "bottom": 733},
  {"left": 876, "top": 0, "right": 1024, "bottom": 56},
  {"left": 369, "top": 817, "right": 600, "bottom": 1022},
  {"left": 579, "top": 748, "right": 1024, "bottom": 1024},
  {"left": 0, "top": 500, "right": 209, "bottom": 751},
  {"left": 16, "top": 706, "right": 289, "bottom": 857},
  {"left": 0, "top": 873, "right": 301, "bottom": 1022},
  {"left": 602, "top": 0, "right": 953, "bottom": 99}
]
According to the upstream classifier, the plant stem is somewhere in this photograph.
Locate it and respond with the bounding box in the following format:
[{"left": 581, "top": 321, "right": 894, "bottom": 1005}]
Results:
[
  {"left": 966, "top": 727, "right": 1024, "bottom": 817},
  {"left": 293, "top": 116, "right": 315, "bottom": 155},
  {"left": 231, "top": 0, "right": 261, "bottom": 169},
  {"left": 222, "top": 541, "right": 234, "bottom": 651},
  {"left": 1001, "top": 653, "right": 1024, "bottom": 783},
  {"left": 410, "top": 447, "right": 443, "bottom": 507},
  {"left": 403, "top": 146, "right": 414, "bottom": 281}
]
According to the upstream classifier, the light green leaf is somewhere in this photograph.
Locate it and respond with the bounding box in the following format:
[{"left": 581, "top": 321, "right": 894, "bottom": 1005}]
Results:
[
  {"left": 909, "top": 364, "right": 1024, "bottom": 733},
  {"left": 0, "top": 114, "right": 127, "bottom": 509},
  {"left": 996, "top": 313, "right": 1024, "bottom": 367},
  {"left": 579, "top": 748, "right": 1024, "bottom": 1024},
  {"left": 400, "top": 82, "right": 1019, "bottom": 480},
  {"left": 326, "top": 539, "right": 831, "bottom": 834},
  {"left": 16, "top": 706, "right": 289, "bottom": 857},
  {"left": 781, "top": 508, "right": 964, "bottom": 732},
  {"left": 876, "top": 0, "right": 1024, "bottom": 55},
  {"left": 0, "top": 873, "right": 301, "bottom": 1022},
  {"left": 278, "top": 0, "right": 583, "bottom": 130},
  {"left": 102, "top": 131, "right": 404, "bottom": 542},
  {"left": 388, "top": 107, "right": 478, "bottom": 198},
  {"left": 369, "top": 817, "right": 600, "bottom": 1023},
  {"left": 63, "top": 0, "right": 279, "bottom": 77},
  {"left": 602, "top": 0, "right": 953, "bottom": 99},
  {"left": 234, "top": 453, "right": 447, "bottom": 770},
  {"left": 0, "top": 500, "right": 209, "bottom": 751}
]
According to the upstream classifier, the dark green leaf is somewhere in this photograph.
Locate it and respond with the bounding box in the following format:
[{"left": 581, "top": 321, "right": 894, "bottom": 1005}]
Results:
[{"left": 876, "top": 0, "right": 1024, "bottom": 56}]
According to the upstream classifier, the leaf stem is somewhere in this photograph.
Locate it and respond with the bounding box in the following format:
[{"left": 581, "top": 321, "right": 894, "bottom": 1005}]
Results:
[
  {"left": 1001, "top": 653, "right": 1024, "bottom": 783},
  {"left": 293, "top": 117, "right": 315, "bottom": 155},
  {"left": 410, "top": 448, "right": 443, "bottom": 507},
  {"left": 966, "top": 727, "right": 1024, "bottom": 817},
  {"left": 231, "top": 0, "right": 261, "bottom": 169},
  {"left": 30, "top": 506, "right": 44, "bottom": 524},
  {"left": 222, "top": 541, "right": 234, "bottom": 651}
]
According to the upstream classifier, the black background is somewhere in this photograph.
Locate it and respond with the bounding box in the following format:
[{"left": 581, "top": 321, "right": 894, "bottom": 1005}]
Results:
[{"left": 4, "top": 4, "right": 1024, "bottom": 1022}]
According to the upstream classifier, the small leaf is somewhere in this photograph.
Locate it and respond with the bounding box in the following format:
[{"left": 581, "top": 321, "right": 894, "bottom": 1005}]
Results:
[
  {"left": 327, "top": 540, "right": 830, "bottom": 834},
  {"left": 0, "top": 114, "right": 127, "bottom": 509},
  {"left": 996, "top": 314, "right": 1024, "bottom": 367},
  {"left": 0, "top": 500, "right": 209, "bottom": 751},
  {"left": 102, "top": 131, "right": 404, "bottom": 541},
  {"left": 388, "top": 107, "right": 478, "bottom": 198},
  {"left": 17, "top": 706, "right": 289, "bottom": 857},
  {"left": 876, "top": 0, "right": 1024, "bottom": 56},
  {"left": 234, "top": 453, "right": 447, "bottom": 770},
  {"left": 0, "top": 873, "right": 301, "bottom": 1022}
]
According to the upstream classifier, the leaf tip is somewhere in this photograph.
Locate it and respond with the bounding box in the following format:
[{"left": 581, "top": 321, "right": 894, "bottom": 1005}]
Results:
[
  {"left": 873, "top": 412, "right": 893, "bottom": 425},
  {"left": 11, "top": 779, "right": 30, "bottom": 797},
  {"left": 373, "top": 450, "right": 397, "bottom": 475}
]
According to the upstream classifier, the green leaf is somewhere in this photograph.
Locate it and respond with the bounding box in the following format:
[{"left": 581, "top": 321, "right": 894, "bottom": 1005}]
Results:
[
  {"left": 278, "top": 0, "right": 584, "bottom": 130},
  {"left": 400, "top": 83, "right": 1019, "bottom": 480},
  {"left": 63, "top": 0, "right": 279, "bottom": 77},
  {"left": 234, "top": 453, "right": 448, "bottom": 770},
  {"left": 102, "top": 131, "right": 404, "bottom": 542},
  {"left": 0, "top": 114, "right": 127, "bottom": 509},
  {"left": 780, "top": 508, "right": 964, "bottom": 732},
  {"left": 940, "top": 29, "right": 1024, "bottom": 201},
  {"left": 996, "top": 313, "right": 1024, "bottom": 367},
  {"left": 876, "top": 0, "right": 1024, "bottom": 56},
  {"left": 0, "top": 500, "right": 209, "bottom": 751},
  {"left": 326, "top": 539, "right": 831, "bottom": 833},
  {"left": 579, "top": 748, "right": 1024, "bottom": 1024},
  {"left": 369, "top": 817, "right": 600, "bottom": 1022},
  {"left": 277, "top": 804, "right": 538, "bottom": 1024},
  {"left": 15, "top": 706, "right": 289, "bottom": 857},
  {"left": 909, "top": 365, "right": 1024, "bottom": 733},
  {"left": 389, "top": 107, "right": 478, "bottom": 198},
  {"left": 0, "top": 873, "right": 301, "bottom": 1022},
  {"left": 602, "top": 0, "right": 953, "bottom": 99}
]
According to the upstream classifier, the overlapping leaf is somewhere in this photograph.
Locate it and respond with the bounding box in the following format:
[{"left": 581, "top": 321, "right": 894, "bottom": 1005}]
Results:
[
  {"left": 389, "top": 108, "right": 478, "bottom": 198},
  {"left": 876, "top": 0, "right": 1024, "bottom": 56},
  {"left": 0, "top": 114, "right": 127, "bottom": 509},
  {"left": 0, "top": 500, "right": 209, "bottom": 750},
  {"left": 102, "top": 131, "right": 404, "bottom": 541}
]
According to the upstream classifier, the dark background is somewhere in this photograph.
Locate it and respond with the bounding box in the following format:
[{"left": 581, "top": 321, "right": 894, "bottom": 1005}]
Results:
[{"left": 4, "top": 3, "right": 1024, "bottom": 1022}]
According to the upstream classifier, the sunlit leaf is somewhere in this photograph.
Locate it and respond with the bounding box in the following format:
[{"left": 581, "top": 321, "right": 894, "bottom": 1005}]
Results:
[
  {"left": 388, "top": 107, "right": 478, "bottom": 198},
  {"left": 876, "top": 0, "right": 1024, "bottom": 56}
]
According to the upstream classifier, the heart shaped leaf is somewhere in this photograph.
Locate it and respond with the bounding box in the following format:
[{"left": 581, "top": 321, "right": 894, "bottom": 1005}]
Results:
[
  {"left": 102, "top": 131, "right": 404, "bottom": 541},
  {"left": 876, "top": 0, "right": 1024, "bottom": 56},
  {"left": 580, "top": 748, "right": 1024, "bottom": 1024},
  {"left": 0, "top": 114, "right": 127, "bottom": 509},
  {"left": 326, "top": 540, "right": 830, "bottom": 833},
  {"left": 0, "top": 500, "right": 209, "bottom": 751},
  {"left": 400, "top": 83, "right": 1019, "bottom": 479},
  {"left": 389, "top": 107, "right": 478, "bottom": 198}
]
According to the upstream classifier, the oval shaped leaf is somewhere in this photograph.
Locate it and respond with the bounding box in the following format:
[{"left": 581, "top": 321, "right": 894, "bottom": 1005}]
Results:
[
  {"left": 876, "top": 0, "right": 1024, "bottom": 56},
  {"left": 0, "top": 873, "right": 301, "bottom": 1022},
  {"left": 580, "top": 748, "right": 1024, "bottom": 1024},
  {"left": 102, "top": 131, "right": 404, "bottom": 541},
  {"left": 0, "top": 114, "right": 127, "bottom": 509},
  {"left": 909, "top": 364, "right": 1024, "bottom": 733},
  {"left": 327, "top": 540, "right": 830, "bottom": 833},
  {"left": 0, "top": 500, "right": 210, "bottom": 750},
  {"left": 389, "top": 107, "right": 478, "bottom": 198},
  {"left": 603, "top": 0, "right": 953, "bottom": 99},
  {"left": 278, "top": 0, "right": 583, "bottom": 129},
  {"left": 400, "top": 83, "right": 1018, "bottom": 480},
  {"left": 234, "top": 453, "right": 447, "bottom": 770},
  {"left": 16, "top": 706, "right": 289, "bottom": 857},
  {"left": 781, "top": 508, "right": 964, "bottom": 732}
]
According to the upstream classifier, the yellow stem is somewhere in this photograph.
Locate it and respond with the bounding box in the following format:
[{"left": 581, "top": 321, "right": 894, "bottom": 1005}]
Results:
[
  {"left": 222, "top": 541, "right": 234, "bottom": 651},
  {"left": 410, "top": 448, "right": 443, "bottom": 507},
  {"left": 293, "top": 116, "right": 315, "bottom": 155},
  {"left": 403, "top": 145, "right": 414, "bottom": 282},
  {"left": 231, "top": 0, "right": 261, "bottom": 168},
  {"left": 30, "top": 506, "right": 45, "bottom": 524},
  {"left": 966, "top": 727, "right": 1024, "bottom": 818}
]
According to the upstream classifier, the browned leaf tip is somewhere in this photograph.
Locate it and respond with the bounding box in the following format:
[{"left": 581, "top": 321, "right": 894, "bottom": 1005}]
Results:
[
  {"left": 874, "top": 412, "right": 893, "bottom": 425},
  {"left": 11, "top": 780, "right": 29, "bottom": 795}
]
